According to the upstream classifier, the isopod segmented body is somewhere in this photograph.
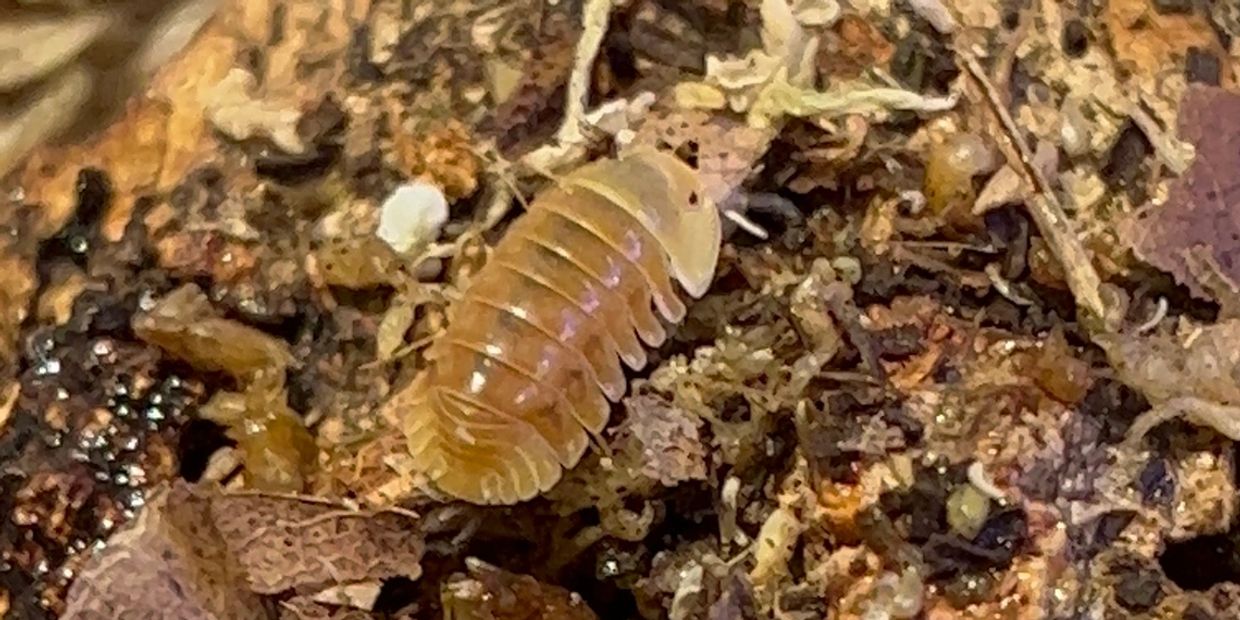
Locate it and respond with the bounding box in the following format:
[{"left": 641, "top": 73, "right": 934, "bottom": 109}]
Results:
[{"left": 402, "top": 149, "right": 721, "bottom": 504}]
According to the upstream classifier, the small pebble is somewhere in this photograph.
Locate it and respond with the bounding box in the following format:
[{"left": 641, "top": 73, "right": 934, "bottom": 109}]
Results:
[
  {"left": 972, "top": 509, "right": 1027, "bottom": 559},
  {"left": 1102, "top": 124, "right": 1152, "bottom": 196}
]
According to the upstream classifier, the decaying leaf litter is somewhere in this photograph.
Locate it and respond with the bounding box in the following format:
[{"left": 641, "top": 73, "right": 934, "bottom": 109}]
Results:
[{"left": 2, "top": 0, "right": 1240, "bottom": 617}]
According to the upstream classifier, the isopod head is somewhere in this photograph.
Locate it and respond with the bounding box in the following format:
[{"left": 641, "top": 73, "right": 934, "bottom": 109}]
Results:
[{"left": 564, "top": 149, "right": 721, "bottom": 298}]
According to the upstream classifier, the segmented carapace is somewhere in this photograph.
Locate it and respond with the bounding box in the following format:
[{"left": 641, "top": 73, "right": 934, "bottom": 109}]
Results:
[{"left": 402, "top": 149, "right": 721, "bottom": 504}]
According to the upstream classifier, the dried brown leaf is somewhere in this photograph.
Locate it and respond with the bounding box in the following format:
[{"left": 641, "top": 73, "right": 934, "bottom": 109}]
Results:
[
  {"left": 1098, "top": 321, "right": 1240, "bottom": 407},
  {"left": 63, "top": 482, "right": 426, "bottom": 617},
  {"left": 1127, "top": 85, "right": 1240, "bottom": 303},
  {"left": 62, "top": 482, "right": 266, "bottom": 620},
  {"left": 210, "top": 493, "right": 423, "bottom": 594}
]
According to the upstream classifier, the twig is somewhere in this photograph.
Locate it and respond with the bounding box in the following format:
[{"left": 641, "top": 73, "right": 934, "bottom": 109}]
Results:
[
  {"left": 958, "top": 52, "right": 1111, "bottom": 330},
  {"left": 724, "top": 209, "right": 771, "bottom": 239},
  {"left": 559, "top": 0, "right": 612, "bottom": 145},
  {"left": 519, "top": 0, "right": 614, "bottom": 173},
  {"left": 1124, "top": 396, "right": 1240, "bottom": 449},
  {"left": 985, "top": 263, "right": 1035, "bottom": 306},
  {"left": 1126, "top": 97, "right": 1193, "bottom": 175}
]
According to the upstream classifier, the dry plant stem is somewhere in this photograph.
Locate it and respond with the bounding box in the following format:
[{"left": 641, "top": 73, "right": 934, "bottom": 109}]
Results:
[
  {"left": 725, "top": 210, "right": 771, "bottom": 239},
  {"left": 1124, "top": 396, "right": 1240, "bottom": 447},
  {"left": 985, "top": 263, "right": 1034, "bottom": 306},
  {"left": 1126, "top": 97, "right": 1193, "bottom": 175},
  {"left": 519, "top": 0, "right": 613, "bottom": 174},
  {"left": 959, "top": 52, "right": 1110, "bottom": 329},
  {"left": 560, "top": 0, "right": 612, "bottom": 145}
]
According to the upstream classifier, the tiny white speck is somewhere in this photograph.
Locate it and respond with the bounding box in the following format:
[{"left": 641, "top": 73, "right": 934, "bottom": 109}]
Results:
[
  {"left": 514, "top": 387, "right": 534, "bottom": 406},
  {"left": 454, "top": 426, "right": 477, "bottom": 445}
]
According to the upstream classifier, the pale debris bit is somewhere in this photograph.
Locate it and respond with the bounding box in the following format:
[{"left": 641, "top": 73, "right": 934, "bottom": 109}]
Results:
[
  {"left": 376, "top": 180, "right": 451, "bottom": 256},
  {"left": 205, "top": 68, "right": 306, "bottom": 154}
]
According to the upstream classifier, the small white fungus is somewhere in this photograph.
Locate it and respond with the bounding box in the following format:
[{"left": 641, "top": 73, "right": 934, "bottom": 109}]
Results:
[{"left": 376, "top": 180, "right": 449, "bottom": 255}]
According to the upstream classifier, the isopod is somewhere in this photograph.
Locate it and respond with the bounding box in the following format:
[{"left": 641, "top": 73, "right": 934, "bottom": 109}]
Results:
[{"left": 401, "top": 149, "right": 722, "bottom": 504}]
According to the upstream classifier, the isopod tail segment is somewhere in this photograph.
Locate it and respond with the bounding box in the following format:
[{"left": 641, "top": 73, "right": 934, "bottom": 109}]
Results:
[{"left": 398, "top": 147, "right": 722, "bottom": 505}]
